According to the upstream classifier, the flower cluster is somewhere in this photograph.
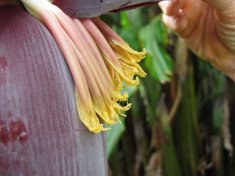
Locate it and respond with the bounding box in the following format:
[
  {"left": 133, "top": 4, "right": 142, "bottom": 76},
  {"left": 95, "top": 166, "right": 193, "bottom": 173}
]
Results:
[{"left": 22, "top": 0, "right": 146, "bottom": 133}]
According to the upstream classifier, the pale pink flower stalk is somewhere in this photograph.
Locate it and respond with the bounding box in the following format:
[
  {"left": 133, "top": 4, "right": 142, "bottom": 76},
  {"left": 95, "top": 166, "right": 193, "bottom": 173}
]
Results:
[{"left": 21, "top": 0, "right": 146, "bottom": 133}]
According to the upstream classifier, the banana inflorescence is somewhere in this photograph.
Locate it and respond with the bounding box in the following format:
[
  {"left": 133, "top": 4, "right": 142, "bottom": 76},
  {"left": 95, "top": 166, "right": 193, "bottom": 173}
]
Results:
[{"left": 21, "top": 0, "right": 146, "bottom": 133}]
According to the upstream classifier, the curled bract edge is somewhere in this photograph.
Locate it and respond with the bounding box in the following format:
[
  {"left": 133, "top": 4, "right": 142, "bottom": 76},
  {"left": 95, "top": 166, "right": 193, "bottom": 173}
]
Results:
[{"left": 52, "top": 0, "right": 161, "bottom": 18}]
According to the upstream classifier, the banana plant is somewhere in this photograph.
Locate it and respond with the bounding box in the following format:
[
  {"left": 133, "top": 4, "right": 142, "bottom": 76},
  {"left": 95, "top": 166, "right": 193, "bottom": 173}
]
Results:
[{"left": 0, "top": 0, "right": 163, "bottom": 175}]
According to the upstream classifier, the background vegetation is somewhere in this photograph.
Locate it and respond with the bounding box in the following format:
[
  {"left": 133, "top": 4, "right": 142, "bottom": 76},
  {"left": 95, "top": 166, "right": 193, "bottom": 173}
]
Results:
[{"left": 102, "top": 5, "right": 235, "bottom": 176}]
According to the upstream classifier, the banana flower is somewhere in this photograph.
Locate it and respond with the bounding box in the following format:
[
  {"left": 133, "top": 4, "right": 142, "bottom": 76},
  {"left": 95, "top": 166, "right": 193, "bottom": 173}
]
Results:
[
  {"left": 19, "top": 0, "right": 147, "bottom": 133},
  {"left": 0, "top": 0, "right": 152, "bottom": 174}
]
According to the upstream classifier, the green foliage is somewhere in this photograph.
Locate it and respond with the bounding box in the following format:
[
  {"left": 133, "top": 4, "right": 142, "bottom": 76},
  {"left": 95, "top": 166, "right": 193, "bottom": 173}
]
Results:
[
  {"left": 140, "top": 16, "right": 173, "bottom": 83},
  {"left": 103, "top": 6, "right": 231, "bottom": 176},
  {"left": 173, "top": 65, "right": 199, "bottom": 176},
  {"left": 106, "top": 118, "right": 125, "bottom": 158},
  {"left": 160, "top": 114, "right": 182, "bottom": 176}
]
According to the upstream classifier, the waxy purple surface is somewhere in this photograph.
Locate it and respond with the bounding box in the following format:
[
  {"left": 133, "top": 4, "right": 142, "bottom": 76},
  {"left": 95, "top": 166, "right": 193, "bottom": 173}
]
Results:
[
  {"left": 0, "top": 5, "right": 107, "bottom": 176},
  {"left": 53, "top": 0, "right": 165, "bottom": 17}
]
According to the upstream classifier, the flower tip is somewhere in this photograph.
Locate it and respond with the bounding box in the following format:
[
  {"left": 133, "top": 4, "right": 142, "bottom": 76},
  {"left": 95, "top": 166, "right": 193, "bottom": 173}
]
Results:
[
  {"left": 141, "top": 71, "right": 147, "bottom": 77},
  {"left": 103, "top": 118, "right": 116, "bottom": 125},
  {"left": 116, "top": 117, "right": 122, "bottom": 124},
  {"left": 142, "top": 48, "right": 147, "bottom": 55},
  {"left": 89, "top": 124, "right": 106, "bottom": 134},
  {"left": 102, "top": 127, "right": 111, "bottom": 132},
  {"left": 127, "top": 103, "right": 132, "bottom": 110}
]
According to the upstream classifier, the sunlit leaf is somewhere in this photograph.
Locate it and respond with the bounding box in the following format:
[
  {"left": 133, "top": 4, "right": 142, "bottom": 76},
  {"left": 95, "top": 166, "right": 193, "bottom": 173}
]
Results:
[
  {"left": 106, "top": 118, "right": 125, "bottom": 158},
  {"left": 140, "top": 16, "right": 173, "bottom": 83}
]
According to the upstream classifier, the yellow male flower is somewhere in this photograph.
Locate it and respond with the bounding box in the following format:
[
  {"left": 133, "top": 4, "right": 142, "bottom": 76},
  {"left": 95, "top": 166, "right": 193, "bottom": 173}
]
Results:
[{"left": 21, "top": 0, "right": 146, "bottom": 133}]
